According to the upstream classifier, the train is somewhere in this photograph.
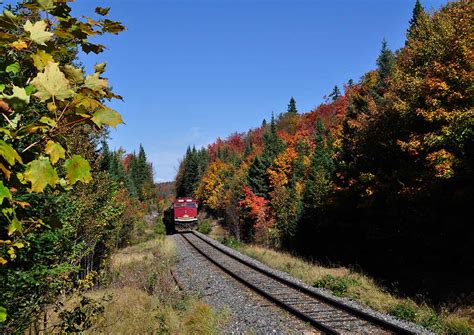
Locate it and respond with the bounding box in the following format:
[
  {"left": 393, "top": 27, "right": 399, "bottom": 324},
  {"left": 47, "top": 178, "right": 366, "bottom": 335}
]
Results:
[
  {"left": 163, "top": 197, "right": 199, "bottom": 233},
  {"left": 173, "top": 197, "right": 198, "bottom": 223}
]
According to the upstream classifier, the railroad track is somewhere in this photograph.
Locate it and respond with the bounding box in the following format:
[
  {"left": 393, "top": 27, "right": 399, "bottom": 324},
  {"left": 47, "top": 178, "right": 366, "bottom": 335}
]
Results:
[{"left": 179, "top": 231, "right": 416, "bottom": 335}]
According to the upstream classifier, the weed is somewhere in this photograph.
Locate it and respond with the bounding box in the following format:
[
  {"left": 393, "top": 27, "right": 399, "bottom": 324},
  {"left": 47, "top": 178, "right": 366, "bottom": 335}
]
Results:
[
  {"left": 197, "top": 219, "right": 212, "bottom": 235},
  {"left": 389, "top": 302, "right": 417, "bottom": 321},
  {"left": 155, "top": 217, "right": 166, "bottom": 236},
  {"left": 313, "top": 274, "right": 360, "bottom": 297},
  {"left": 221, "top": 236, "right": 242, "bottom": 248}
]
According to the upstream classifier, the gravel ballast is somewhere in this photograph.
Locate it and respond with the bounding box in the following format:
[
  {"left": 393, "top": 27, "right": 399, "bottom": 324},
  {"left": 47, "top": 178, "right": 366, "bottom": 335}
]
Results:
[
  {"left": 191, "top": 231, "right": 433, "bottom": 335},
  {"left": 172, "top": 234, "right": 316, "bottom": 334}
]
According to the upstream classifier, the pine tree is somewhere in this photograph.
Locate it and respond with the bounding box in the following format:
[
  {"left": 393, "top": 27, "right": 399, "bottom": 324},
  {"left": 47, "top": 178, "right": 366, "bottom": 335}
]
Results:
[
  {"left": 287, "top": 97, "right": 297, "bottom": 114},
  {"left": 376, "top": 39, "right": 395, "bottom": 91},
  {"left": 407, "top": 0, "right": 425, "bottom": 38}
]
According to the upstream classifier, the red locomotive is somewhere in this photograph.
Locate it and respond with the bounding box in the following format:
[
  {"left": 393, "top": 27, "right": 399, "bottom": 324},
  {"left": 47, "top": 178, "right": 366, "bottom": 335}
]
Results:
[{"left": 173, "top": 197, "right": 198, "bottom": 223}]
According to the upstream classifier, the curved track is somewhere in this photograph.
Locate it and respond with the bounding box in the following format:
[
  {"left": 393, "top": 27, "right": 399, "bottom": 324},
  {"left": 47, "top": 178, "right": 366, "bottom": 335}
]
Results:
[{"left": 179, "top": 231, "right": 416, "bottom": 335}]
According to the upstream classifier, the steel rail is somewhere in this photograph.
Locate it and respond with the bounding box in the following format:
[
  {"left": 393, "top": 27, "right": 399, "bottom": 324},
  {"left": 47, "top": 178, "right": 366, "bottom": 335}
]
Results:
[
  {"left": 185, "top": 231, "right": 416, "bottom": 335},
  {"left": 180, "top": 233, "right": 339, "bottom": 334}
]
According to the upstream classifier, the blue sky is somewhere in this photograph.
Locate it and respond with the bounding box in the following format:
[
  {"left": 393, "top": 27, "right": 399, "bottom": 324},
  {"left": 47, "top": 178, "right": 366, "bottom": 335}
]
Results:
[{"left": 68, "top": 0, "right": 446, "bottom": 182}]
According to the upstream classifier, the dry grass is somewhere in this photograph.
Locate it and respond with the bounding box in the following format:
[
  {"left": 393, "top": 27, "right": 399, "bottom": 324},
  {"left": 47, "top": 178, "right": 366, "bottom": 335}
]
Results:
[
  {"left": 49, "top": 236, "right": 222, "bottom": 334},
  {"left": 232, "top": 244, "right": 473, "bottom": 334},
  {"left": 85, "top": 287, "right": 220, "bottom": 335}
]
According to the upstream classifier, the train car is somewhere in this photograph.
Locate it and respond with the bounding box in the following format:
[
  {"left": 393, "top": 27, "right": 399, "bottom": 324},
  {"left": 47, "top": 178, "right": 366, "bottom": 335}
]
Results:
[{"left": 173, "top": 197, "right": 198, "bottom": 224}]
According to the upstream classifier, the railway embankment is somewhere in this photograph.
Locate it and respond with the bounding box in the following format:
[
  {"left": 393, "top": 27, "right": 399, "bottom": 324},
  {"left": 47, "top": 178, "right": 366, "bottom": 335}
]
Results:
[{"left": 201, "top": 222, "right": 472, "bottom": 335}]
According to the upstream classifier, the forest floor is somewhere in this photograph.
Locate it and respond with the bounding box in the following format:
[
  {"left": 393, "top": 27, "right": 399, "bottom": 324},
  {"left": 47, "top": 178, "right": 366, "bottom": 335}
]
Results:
[{"left": 204, "top": 221, "right": 473, "bottom": 335}]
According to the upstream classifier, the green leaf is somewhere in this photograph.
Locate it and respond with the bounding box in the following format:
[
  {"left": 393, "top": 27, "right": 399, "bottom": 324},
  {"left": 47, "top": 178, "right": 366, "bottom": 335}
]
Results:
[
  {"left": 45, "top": 140, "right": 65, "bottom": 165},
  {"left": 38, "top": 0, "right": 54, "bottom": 10},
  {"left": 31, "top": 50, "right": 54, "bottom": 71},
  {"left": 0, "top": 140, "right": 23, "bottom": 165},
  {"left": 95, "top": 7, "right": 110, "bottom": 16},
  {"left": 0, "top": 180, "right": 12, "bottom": 205},
  {"left": 24, "top": 158, "right": 59, "bottom": 192},
  {"left": 84, "top": 73, "right": 108, "bottom": 93},
  {"left": 64, "top": 155, "right": 92, "bottom": 185},
  {"left": 0, "top": 84, "right": 5, "bottom": 93},
  {"left": 39, "top": 116, "right": 56, "bottom": 127},
  {"left": 92, "top": 108, "right": 123, "bottom": 128},
  {"left": 23, "top": 20, "right": 53, "bottom": 45},
  {"left": 5, "top": 62, "right": 19, "bottom": 75},
  {"left": 31, "top": 62, "right": 74, "bottom": 102},
  {"left": 0, "top": 306, "right": 6, "bottom": 322},
  {"left": 0, "top": 86, "right": 30, "bottom": 112}
]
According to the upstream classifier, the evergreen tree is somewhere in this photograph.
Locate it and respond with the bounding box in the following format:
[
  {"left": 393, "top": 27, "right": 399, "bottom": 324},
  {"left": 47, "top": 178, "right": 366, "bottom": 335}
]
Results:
[
  {"left": 303, "top": 118, "right": 334, "bottom": 210},
  {"left": 248, "top": 115, "right": 285, "bottom": 197},
  {"left": 376, "top": 39, "right": 395, "bottom": 91},
  {"left": 100, "top": 139, "right": 112, "bottom": 171},
  {"left": 287, "top": 97, "right": 298, "bottom": 114},
  {"left": 328, "top": 85, "right": 341, "bottom": 101},
  {"left": 407, "top": 0, "right": 425, "bottom": 38},
  {"left": 341, "top": 97, "right": 357, "bottom": 167}
]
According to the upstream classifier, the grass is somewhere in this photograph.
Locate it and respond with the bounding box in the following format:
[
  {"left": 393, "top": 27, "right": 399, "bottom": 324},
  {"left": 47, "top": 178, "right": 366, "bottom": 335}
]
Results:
[
  {"left": 197, "top": 219, "right": 213, "bottom": 235},
  {"left": 48, "top": 233, "right": 223, "bottom": 334},
  {"left": 91, "top": 236, "right": 222, "bottom": 334},
  {"left": 211, "top": 225, "right": 473, "bottom": 334}
]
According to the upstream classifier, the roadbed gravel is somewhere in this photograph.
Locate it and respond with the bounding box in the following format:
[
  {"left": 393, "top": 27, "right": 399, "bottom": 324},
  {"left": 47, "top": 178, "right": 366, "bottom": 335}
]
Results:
[{"left": 172, "top": 234, "right": 317, "bottom": 334}]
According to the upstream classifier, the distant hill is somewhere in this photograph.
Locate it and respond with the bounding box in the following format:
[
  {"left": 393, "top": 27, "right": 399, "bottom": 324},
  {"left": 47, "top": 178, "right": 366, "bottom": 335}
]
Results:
[{"left": 156, "top": 181, "right": 176, "bottom": 200}]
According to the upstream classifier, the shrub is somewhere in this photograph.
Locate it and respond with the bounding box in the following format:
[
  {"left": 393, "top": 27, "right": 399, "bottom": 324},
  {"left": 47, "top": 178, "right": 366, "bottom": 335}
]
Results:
[
  {"left": 313, "top": 274, "right": 360, "bottom": 297},
  {"left": 221, "top": 236, "right": 242, "bottom": 249},
  {"left": 197, "top": 219, "right": 212, "bottom": 235},
  {"left": 389, "top": 302, "right": 417, "bottom": 321},
  {"left": 155, "top": 216, "right": 166, "bottom": 236}
]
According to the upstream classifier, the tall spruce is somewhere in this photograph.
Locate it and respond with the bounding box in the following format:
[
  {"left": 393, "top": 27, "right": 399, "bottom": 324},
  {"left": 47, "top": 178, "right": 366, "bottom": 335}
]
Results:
[
  {"left": 248, "top": 115, "right": 285, "bottom": 197},
  {"left": 328, "top": 85, "right": 341, "bottom": 101},
  {"left": 303, "top": 118, "right": 334, "bottom": 210},
  {"left": 407, "top": 0, "right": 425, "bottom": 38},
  {"left": 287, "top": 97, "right": 298, "bottom": 114},
  {"left": 376, "top": 39, "right": 395, "bottom": 92}
]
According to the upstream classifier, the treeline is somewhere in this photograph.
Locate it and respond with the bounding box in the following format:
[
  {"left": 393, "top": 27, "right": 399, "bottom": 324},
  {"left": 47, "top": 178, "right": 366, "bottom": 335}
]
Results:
[
  {"left": 0, "top": 1, "right": 155, "bottom": 333},
  {"left": 176, "top": 0, "right": 473, "bottom": 301}
]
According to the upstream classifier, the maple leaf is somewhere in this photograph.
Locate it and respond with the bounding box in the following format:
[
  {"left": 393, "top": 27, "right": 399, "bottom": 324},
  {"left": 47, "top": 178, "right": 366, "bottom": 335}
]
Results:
[
  {"left": 64, "top": 155, "right": 92, "bottom": 185},
  {"left": 92, "top": 108, "right": 123, "bottom": 128},
  {"left": 31, "top": 50, "right": 54, "bottom": 71},
  {"left": 45, "top": 141, "right": 65, "bottom": 165},
  {"left": 11, "top": 40, "right": 27, "bottom": 50},
  {"left": 0, "top": 140, "right": 23, "bottom": 166},
  {"left": 63, "top": 65, "right": 84, "bottom": 84},
  {"left": 23, "top": 20, "right": 53, "bottom": 46},
  {"left": 0, "top": 180, "right": 12, "bottom": 205},
  {"left": 31, "top": 62, "right": 74, "bottom": 102},
  {"left": 24, "top": 158, "right": 59, "bottom": 192},
  {"left": 84, "top": 73, "right": 108, "bottom": 93},
  {"left": 0, "top": 86, "right": 30, "bottom": 112}
]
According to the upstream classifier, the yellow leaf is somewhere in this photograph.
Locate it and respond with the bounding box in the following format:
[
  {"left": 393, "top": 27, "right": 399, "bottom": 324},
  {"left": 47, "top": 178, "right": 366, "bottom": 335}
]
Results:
[
  {"left": 31, "top": 50, "right": 54, "bottom": 71},
  {"left": 63, "top": 65, "right": 84, "bottom": 84},
  {"left": 0, "top": 257, "right": 7, "bottom": 265},
  {"left": 31, "top": 62, "right": 74, "bottom": 102},
  {"left": 84, "top": 73, "right": 108, "bottom": 93},
  {"left": 24, "top": 20, "right": 53, "bottom": 46},
  {"left": 11, "top": 40, "right": 27, "bottom": 50},
  {"left": 45, "top": 140, "right": 65, "bottom": 165}
]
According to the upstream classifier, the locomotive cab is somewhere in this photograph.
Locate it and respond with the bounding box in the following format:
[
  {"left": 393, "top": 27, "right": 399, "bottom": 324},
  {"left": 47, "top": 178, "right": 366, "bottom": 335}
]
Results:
[{"left": 173, "top": 197, "right": 198, "bottom": 223}]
